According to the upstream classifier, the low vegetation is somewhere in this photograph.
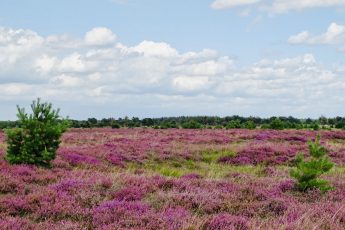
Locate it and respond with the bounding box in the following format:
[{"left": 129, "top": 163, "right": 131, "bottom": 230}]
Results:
[
  {"left": 0, "top": 100, "right": 344, "bottom": 229},
  {"left": 0, "top": 128, "right": 344, "bottom": 229}
]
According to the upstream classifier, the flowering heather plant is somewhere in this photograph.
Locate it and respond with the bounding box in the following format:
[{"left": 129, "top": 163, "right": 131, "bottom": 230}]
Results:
[
  {"left": 204, "top": 213, "right": 249, "bottom": 230},
  {"left": 278, "top": 179, "right": 296, "bottom": 192},
  {"left": 0, "top": 128, "right": 344, "bottom": 229},
  {"left": 62, "top": 152, "right": 100, "bottom": 166},
  {"left": 92, "top": 200, "right": 165, "bottom": 229},
  {"left": 112, "top": 186, "right": 144, "bottom": 201},
  {"left": 0, "top": 216, "right": 34, "bottom": 230},
  {"left": 161, "top": 207, "right": 190, "bottom": 230}
]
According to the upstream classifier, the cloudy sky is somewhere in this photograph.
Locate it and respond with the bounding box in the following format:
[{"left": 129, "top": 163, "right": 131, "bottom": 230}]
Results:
[{"left": 0, "top": 0, "right": 345, "bottom": 119}]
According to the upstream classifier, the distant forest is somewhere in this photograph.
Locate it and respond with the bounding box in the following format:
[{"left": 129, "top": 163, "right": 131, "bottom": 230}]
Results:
[{"left": 1, "top": 116, "right": 345, "bottom": 130}]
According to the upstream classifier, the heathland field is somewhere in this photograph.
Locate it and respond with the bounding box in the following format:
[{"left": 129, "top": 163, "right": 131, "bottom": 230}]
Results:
[{"left": 1, "top": 128, "right": 345, "bottom": 229}]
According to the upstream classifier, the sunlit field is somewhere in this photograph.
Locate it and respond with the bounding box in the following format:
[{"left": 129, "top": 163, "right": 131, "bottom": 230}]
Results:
[{"left": 1, "top": 128, "right": 345, "bottom": 229}]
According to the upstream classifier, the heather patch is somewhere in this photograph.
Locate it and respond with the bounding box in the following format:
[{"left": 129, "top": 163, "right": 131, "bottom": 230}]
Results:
[{"left": 0, "top": 128, "right": 344, "bottom": 229}]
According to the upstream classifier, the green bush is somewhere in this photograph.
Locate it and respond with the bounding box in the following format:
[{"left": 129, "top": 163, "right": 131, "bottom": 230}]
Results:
[
  {"left": 181, "top": 120, "right": 202, "bottom": 129},
  {"left": 270, "top": 118, "right": 284, "bottom": 130},
  {"left": 5, "top": 99, "right": 69, "bottom": 167},
  {"left": 290, "top": 134, "right": 334, "bottom": 192},
  {"left": 226, "top": 119, "right": 241, "bottom": 129},
  {"left": 242, "top": 120, "right": 256, "bottom": 129},
  {"left": 111, "top": 121, "right": 121, "bottom": 129},
  {"left": 309, "top": 122, "right": 319, "bottom": 131}
]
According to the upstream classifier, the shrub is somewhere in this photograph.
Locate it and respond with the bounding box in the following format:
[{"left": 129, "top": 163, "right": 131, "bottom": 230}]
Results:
[
  {"left": 242, "top": 120, "right": 256, "bottom": 129},
  {"left": 270, "top": 118, "right": 284, "bottom": 130},
  {"left": 181, "top": 120, "right": 202, "bottom": 129},
  {"left": 309, "top": 122, "right": 319, "bottom": 131},
  {"left": 226, "top": 119, "right": 241, "bottom": 129},
  {"left": 204, "top": 213, "right": 249, "bottom": 230},
  {"left": 290, "top": 134, "right": 334, "bottom": 192},
  {"left": 111, "top": 121, "right": 121, "bottom": 129},
  {"left": 5, "top": 99, "right": 69, "bottom": 167}
]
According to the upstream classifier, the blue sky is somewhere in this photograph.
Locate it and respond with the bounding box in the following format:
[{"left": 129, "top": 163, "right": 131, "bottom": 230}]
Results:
[{"left": 0, "top": 0, "right": 345, "bottom": 119}]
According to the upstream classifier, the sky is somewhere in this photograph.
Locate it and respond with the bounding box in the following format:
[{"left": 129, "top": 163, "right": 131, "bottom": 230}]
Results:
[{"left": 0, "top": 0, "right": 345, "bottom": 120}]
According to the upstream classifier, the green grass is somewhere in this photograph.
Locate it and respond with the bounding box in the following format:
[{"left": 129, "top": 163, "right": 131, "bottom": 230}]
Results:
[
  {"left": 199, "top": 163, "right": 262, "bottom": 178},
  {"left": 201, "top": 149, "right": 236, "bottom": 163},
  {"left": 122, "top": 149, "right": 312, "bottom": 179},
  {"left": 125, "top": 156, "right": 264, "bottom": 179},
  {"left": 159, "top": 167, "right": 184, "bottom": 177},
  {"left": 143, "top": 159, "right": 199, "bottom": 178}
]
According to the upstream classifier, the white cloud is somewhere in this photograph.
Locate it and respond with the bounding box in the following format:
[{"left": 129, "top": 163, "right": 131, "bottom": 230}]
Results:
[
  {"left": 288, "top": 22, "right": 345, "bottom": 45},
  {"left": 211, "top": 0, "right": 261, "bottom": 9},
  {"left": 84, "top": 27, "right": 117, "bottom": 46},
  {"left": 172, "top": 76, "right": 211, "bottom": 91},
  {"left": 0, "top": 27, "right": 44, "bottom": 64},
  {"left": 34, "top": 55, "right": 58, "bottom": 74},
  {"left": 288, "top": 23, "right": 345, "bottom": 52},
  {"left": 288, "top": 31, "right": 310, "bottom": 44},
  {"left": 172, "top": 57, "right": 233, "bottom": 76},
  {"left": 0, "top": 83, "right": 33, "bottom": 96},
  {"left": 59, "top": 53, "right": 87, "bottom": 72},
  {"left": 211, "top": 0, "right": 345, "bottom": 14},
  {"left": 126, "top": 40, "right": 178, "bottom": 58},
  {"left": 0, "top": 26, "right": 344, "bottom": 119},
  {"left": 268, "top": 0, "right": 345, "bottom": 14},
  {"left": 51, "top": 74, "right": 83, "bottom": 87},
  {"left": 46, "top": 34, "right": 82, "bottom": 49}
]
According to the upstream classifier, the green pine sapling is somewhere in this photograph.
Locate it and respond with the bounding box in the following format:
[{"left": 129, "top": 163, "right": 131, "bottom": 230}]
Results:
[
  {"left": 290, "top": 134, "right": 334, "bottom": 192},
  {"left": 5, "top": 98, "right": 69, "bottom": 167}
]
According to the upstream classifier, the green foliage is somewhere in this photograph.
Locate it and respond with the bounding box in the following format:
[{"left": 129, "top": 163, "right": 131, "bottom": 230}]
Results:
[
  {"left": 181, "top": 120, "right": 202, "bottom": 129},
  {"left": 309, "top": 122, "right": 319, "bottom": 131},
  {"left": 260, "top": 124, "right": 271, "bottom": 129},
  {"left": 335, "top": 122, "right": 345, "bottom": 129},
  {"left": 242, "top": 120, "right": 256, "bottom": 129},
  {"left": 111, "top": 121, "right": 121, "bottom": 129},
  {"left": 226, "top": 119, "right": 241, "bottom": 129},
  {"left": 270, "top": 118, "right": 284, "bottom": 130},
  {"left": 159, "top": 120, "right": 178, "bottom": 129},
  {"left": 16, "top": 115, "right": 344, "bottom": 130},
  {"left": 290, "top": 135, "right": 334, "bottom": 192},
  {"left": 5, "top": 99, "right": 69, "bottom": 167},
  {"left": 201, "top": 149, "right": 235, "bottom": 163}
]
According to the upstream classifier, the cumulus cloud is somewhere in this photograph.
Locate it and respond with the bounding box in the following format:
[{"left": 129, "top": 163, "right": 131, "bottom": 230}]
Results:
[
  {"left": 84, "top": 27, "right": 116, "bottom": 46},
  {"left": 288, "top": 22, "right": 345, "bottom": 47},
  {"left": 0, "top": 28, "right": 44, "bottom": 65},
  {"left": 211, "top": 0, "right": 345, "bottom": 14},
  {"left": 0, "top": 26, "right": 344, "bottom": 119},
  {"left": 34, "top": 55, "right": 58, "bottom": 74},
  {"left": 126, "top": 40, "right": 178, "bottom": 58}
]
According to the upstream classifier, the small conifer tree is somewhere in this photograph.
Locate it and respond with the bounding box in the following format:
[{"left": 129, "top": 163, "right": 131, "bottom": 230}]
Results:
[
  {"left": 5, "top": 98, "right": 69, "bottom": 167},
  {"left": 290, "top": 134, "right": 334, "bottom": 192}
]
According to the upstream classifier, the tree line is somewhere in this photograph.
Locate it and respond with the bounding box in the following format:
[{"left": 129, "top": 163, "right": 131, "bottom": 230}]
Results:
[{"left": 2, "top": 115, "right": 345, "bottom": 130}]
